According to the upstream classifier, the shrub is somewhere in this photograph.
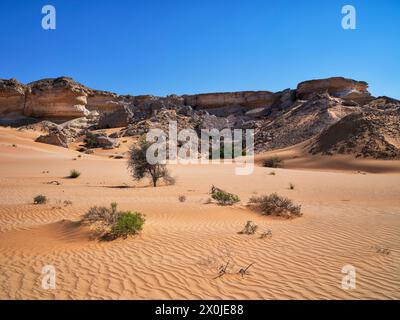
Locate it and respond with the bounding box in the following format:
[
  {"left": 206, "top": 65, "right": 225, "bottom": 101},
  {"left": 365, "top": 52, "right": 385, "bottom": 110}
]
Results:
[
  {"left": 110, "top": 212, "right": 145, "bottom": 239},
  {"left": 239, "top": 221, "right": 258, "bottom": 235},
  {"left": 262, "top": 157, "right": 283, "bottom": 168},
  {"left": 249, "top": 193, "right": 302, "bottom": 218},
  {"left": 178, "top": 195, "right": 186, "bottom": 202},
  {"left": 114, "top": 155, "right": 124, "bottom": 159},
  {"left": 34, "top": 194, "right": 47, "bottom": 204},
  {"left": 69, "top": 169, "right": 81, "bottom": 179},
  {"left": 289, "top": 183, "right": 295, "bottom": 190},
  {"left": 84, "top": 132, "right": 99, "bottom": 148},
  {"left": 210, "top": 186, "right": 240, "bottom": 206},
  {"left": 82, "top": 203, "right": 145, "bottom": 240}
]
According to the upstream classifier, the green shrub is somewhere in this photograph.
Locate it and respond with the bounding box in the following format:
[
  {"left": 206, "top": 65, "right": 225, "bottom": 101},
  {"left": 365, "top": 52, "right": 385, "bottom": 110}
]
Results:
[
  {"left": 211, "top": 188, "right": 240, "bottom": 206},
  {"left": 262, "top": 157, "right": 283, "bottom": 168},
  {"left": 83, "top": 203, "right": 145, "bottom": 240},
  {"left": 34, "top": 194, "right": 47, "bottom": 204},
  {"left": 110, "top": 212, "right": 145, "bottom": 239},
  {"left": 69, "top": 169, "right": 81, "bottom": 179},
  {"left": 249, "top": 193, "right": 302, "bottom": 218},
  {"left": 84, "top": 132, "right": 99, "bottom": 148}
]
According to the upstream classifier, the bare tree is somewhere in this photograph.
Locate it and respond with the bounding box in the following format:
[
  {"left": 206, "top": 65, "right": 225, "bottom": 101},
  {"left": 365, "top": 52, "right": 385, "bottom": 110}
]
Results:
[{"left": 127, "top": 140, "right": 172, "bottom": 187}]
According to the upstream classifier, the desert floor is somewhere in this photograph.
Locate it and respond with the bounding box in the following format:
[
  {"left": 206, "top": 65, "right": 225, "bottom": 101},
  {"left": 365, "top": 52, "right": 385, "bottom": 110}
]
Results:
[{"left": 0, "top": 127, "right": 399, "bottom": 300}]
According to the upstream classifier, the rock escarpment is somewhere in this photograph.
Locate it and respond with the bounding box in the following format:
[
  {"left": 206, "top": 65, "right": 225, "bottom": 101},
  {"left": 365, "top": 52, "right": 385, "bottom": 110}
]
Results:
[
  {"left": 24, "top": 77, "right": 90, "bottom": 119},
  {"left": 0, "top": 78, "right": 26, "bottom": 117},
  {"left": 296, "top": 77, "right": 373, "bottom": 105}
]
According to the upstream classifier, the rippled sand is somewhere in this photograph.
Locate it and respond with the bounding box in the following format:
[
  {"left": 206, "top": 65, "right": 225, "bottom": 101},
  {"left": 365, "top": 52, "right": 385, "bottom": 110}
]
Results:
[{"left": 0, "top": 127, "right": 399, "bottom": 299}]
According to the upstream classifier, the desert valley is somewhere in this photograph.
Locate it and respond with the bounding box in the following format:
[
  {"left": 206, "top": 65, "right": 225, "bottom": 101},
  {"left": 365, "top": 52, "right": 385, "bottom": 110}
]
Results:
[{"left": 0, "top": 76, "right": 399, "bottom": 299}]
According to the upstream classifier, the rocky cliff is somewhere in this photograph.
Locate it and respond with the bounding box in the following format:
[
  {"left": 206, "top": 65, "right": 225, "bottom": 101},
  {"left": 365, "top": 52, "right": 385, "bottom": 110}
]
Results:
[
  {"left": 0, "top": 76, "right": 377, "bottom": 120},
  {"left": 296, "top": 77, "right": 372, "bottom": 105},
  {"left": 0, "top": 78, "right": 26, "bottom": 117},
  {"left": 24, "top": 77, "right": 90, "bottom": 119}
]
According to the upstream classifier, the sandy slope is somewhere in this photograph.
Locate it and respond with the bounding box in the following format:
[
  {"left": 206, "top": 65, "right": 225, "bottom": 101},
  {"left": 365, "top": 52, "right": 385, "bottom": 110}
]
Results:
[{"left": 0, "top": 127, "right": 399, "bottom": 300}]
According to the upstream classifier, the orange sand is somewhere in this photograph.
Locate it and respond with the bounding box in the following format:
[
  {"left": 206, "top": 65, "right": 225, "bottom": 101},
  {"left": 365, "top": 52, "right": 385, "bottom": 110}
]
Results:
[{"left": 0, "top": 127, "right": 399, "bottom": 299}]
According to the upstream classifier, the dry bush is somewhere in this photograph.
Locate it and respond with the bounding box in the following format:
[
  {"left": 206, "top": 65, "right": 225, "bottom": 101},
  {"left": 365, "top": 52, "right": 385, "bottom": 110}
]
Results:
[
  {"left": 249, "top": 193, "right": 302, "bottom": 218},
  {"left": 69, "top": 169, "right": 81, "bottom": 179},
  {"left": 262, "top": 157, "right": 283, "bottom": 168},
  {"left": 34, "top": 195, "right": 47, "bottom": 204},
  {"left": 210, "top": 185, "right": 240, "bottom": 206},
  {"left": 239, "top": 221, "right": 258, "bottom": 235},
  {"left": 82, "top": 202, "right": 145, "bottom": 240},
  {"left": 178, "top": 195, "right": 186, "bottom": 202}
]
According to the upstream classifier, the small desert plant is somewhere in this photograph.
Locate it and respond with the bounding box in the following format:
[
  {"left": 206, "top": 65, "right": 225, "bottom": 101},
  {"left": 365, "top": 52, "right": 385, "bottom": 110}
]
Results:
[
  {"left": 289, "top": 183, "right": 295, "bottom": 190},
  {"left": 114, "top": 155, "right": 124, "bottom": 159},
  {"left": 109, "top": 212, "right": 145, "bottom": 239},
  {"left": 34, "top": 194, "right": 47, "bottom": 204},
  {"left": 178, "top": 195, "right": 186, "bottom": 202},
  {"left": 239, "top": 221, "right": 258, "bottom": 235},
  {"left": 260, "top": 230, "right": 272, "bottom": 239},
  {"left": 84, "top": 132, "right": 99, "bottom": 148},
  {"left": 262, "top": 157, "right": 283, "bottom": 168},
  {"left": 69, "top": 169, "right": 81, "bottom": 179},
  {"left": 83, "top": 202, "right": 120, "bottom": 226},
  {"left": 269, "top": 171, "right": 276, "bottom": 176},
  {"left": 248, "top": 193, "right": 302, "bottom": 218},
  {"left": 211, "top": 189, "right": 240, "bottom": 206},
  {"left": 63, "top": 200, "right": 73, "bottom": 206},
  {"left": 83, "top": 203, "right": 145, "bottom": 240}
]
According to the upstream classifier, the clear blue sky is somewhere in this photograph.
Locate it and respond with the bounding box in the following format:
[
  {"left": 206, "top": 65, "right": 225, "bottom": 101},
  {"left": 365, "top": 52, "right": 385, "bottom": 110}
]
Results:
[{"left": 1, "top": 0, "right": 399, "bottom": 98}]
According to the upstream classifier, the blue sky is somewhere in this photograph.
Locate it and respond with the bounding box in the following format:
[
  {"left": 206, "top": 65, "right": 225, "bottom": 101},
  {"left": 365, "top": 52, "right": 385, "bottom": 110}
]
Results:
[{"left": 1, "top": 0, "right": 399, "bottom": 98}]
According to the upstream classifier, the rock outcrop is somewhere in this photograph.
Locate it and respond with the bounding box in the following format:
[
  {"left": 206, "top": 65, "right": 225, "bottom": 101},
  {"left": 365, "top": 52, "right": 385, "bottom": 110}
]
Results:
[
  {"left": 24, "top": 77, "right": 90, "bottom": 119},
  {"left": 254, "top": 93, "right": 361, "bottom": 152},
  {"left": 296, "top": 77, "right": 373, "bottom": 105},
  {"left": 0, "top": 79, "right": 26, "bottom": 117},
  {"left": 183, "top": 91, "right": 278, "bottom": 110},
  {"left": 97, "top": 106, "right": 134, "bottom": 129},
  {"left": 309, "top": 107, "right": 400, "bottom": 159}
]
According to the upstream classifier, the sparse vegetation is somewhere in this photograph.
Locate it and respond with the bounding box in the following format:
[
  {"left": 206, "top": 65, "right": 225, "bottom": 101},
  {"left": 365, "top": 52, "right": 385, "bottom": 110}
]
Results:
[
  {"left": 63, "top": 200, "right": 73, "bottom": 206},
  {"left": 84, "top": 132, "right": 99, "bottom": 148},
  {"left": 210, "top": 185, "right": 240, "bottom": 206},
  {"left": 113, "top": 155, "right": 124, "bottom": 159},
  {"left": 269, "top": 171, "right": 276, "bottom": 176},
  {"left": 178, "top": 195, "right": 186, "bottom": 202},
  {"left": 248, "top": 193, "right": 302, "bottom": 218},
  {"left": 82, "top": 202, "right": 145, "bottom": 240},
  {"left": 34, "top": 194, "right": 47, "bottom": 204},
  {"left": 68, "top": 169, "right": 81, "bottom": 179},
  {"left": 289, "top": 183, "right": 295, "bottom": 190},
  {"left": 127, "top": 139, "right": 173, "bottom": 187},
  {"left": 109, "top": 212, "right": 145, "bottom": 239},
  {"left": 260, "top": 230, "right": 272, "bottom": 239},
  {"left": 239, "top": 221, "right": 258, "bottom": 235},
  {"left": 262, "top": 157, "right": 284, "bottom": 168}
]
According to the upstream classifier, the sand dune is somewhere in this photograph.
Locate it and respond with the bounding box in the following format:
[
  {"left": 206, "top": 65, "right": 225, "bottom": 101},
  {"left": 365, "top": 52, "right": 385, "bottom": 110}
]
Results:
[{"left": 0, "top": 127, "right": 399, "bottom": 299}]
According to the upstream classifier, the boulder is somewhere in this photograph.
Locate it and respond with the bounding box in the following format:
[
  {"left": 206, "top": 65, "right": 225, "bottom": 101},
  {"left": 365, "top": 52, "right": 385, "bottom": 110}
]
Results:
[
  {"left": 36, "top": 131, "right": 69, "bottom": 148},
  {"left": 97, "top": 107, "right": 134, "bottom": 129},
  {"left": 86, "top": 133, "right": 118, "bottom": 149}
]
